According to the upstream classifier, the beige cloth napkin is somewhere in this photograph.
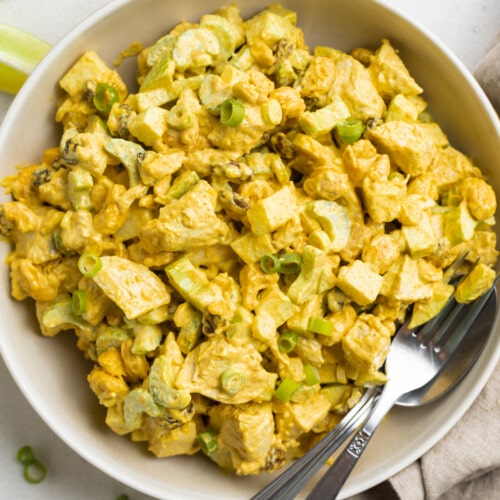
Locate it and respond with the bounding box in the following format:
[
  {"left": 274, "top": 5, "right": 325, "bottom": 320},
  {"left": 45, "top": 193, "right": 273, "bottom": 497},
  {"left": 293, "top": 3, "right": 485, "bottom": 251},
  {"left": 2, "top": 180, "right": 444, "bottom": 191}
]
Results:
[{"left": 348, "top": 34, "right": 500, "bottom": 500}]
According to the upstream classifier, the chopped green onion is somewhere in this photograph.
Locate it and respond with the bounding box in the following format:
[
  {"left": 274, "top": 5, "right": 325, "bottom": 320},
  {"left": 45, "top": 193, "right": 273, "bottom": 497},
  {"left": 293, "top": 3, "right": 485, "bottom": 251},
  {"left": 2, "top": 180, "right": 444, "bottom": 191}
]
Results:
[
  {"left": 16, "top": 445, "right": 47, "bottom": 484},
  {"left": 304, "top": 363, "right": 320, "bottom": 385},
  {"left": 220, "top": 368, "right": 246, "bottom": 394},
  {"left": 17, "top": 446, "right": 35, "bottom": 466},
  {"left": 71, "top": 290, "right": 87, "bottom": 315},
  {"left": 278, "top": 331, "right": 298, "bottom": 354},
  {"left": 274, "top": 378, "right": 299, "bottom": 403},
  {"left": 78, "top": 253, "right": 102, "bottom": 278},
  {"left": 198, "top": 429, "right": 218, "bottom": 455},
  {"left": 53, "top": 227, "right": 64, "bottom": 253},
  {"left": 116, "top": 495, "right": 130, "bottom": 500},
  {"left": 23, "top": 459, "right": 47, "bottom": 484},
  {"left": 308, "top": 316, "right": 334, "bottom": 336},
  {"left": 337, "top": 118, "right": 364, "bottom": 144},
  {"left": 220, "top": 98, "right": 245, "bottom": 127},
  {"left": 93, "top": 83, "right": 119, "bottom": 113},
  {"left": 260, "top": 254, "right": 281, "bottom": 274},
  {"left": 167, "top": 170, "right": 199, "bottom": 200},
  {"left": 278, "top": 253, "right": 302, "bottom": 274}
]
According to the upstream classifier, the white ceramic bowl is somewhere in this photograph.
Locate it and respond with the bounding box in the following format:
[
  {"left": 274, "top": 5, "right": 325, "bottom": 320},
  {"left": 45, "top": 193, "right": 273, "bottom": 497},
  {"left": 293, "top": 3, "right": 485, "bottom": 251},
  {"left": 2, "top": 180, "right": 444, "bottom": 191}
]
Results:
[{"left": 1, "top": 1, "right": 499, "bottom": 498}]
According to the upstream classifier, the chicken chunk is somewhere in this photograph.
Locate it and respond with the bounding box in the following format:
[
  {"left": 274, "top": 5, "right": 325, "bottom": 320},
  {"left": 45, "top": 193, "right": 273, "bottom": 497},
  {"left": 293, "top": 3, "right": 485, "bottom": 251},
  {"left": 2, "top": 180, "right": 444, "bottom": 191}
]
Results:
[
  {"left": 140, "top": 180, "right": 229, "bottom": 253},
  {"left": 176, "top": 337, "right": 277, "bottom": 404},
  {"left": 208, "top": 402, "right": 275, "bottom": 475}
]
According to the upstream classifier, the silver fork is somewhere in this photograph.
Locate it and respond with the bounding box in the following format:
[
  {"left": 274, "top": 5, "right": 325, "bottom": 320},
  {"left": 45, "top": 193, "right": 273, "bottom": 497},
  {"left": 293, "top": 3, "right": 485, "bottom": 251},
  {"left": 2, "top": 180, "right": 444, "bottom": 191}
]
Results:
[{"left": 307, "top": 275, "right": 499, "bottom": 499}]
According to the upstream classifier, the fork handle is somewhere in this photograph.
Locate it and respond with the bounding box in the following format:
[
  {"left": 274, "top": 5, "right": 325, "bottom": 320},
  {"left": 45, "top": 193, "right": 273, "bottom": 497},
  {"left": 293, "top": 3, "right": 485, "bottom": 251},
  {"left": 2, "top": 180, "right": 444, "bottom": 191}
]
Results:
[{"left": 306, "top": 387, "right": 399, "bottom": 500}]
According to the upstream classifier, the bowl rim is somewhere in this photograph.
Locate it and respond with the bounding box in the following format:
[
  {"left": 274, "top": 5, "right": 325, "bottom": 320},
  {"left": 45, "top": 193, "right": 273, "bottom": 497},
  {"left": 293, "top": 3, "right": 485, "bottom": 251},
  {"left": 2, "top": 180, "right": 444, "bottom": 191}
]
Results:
[{"left": 1, "top": 0, "right": 499, "bottom": 498}]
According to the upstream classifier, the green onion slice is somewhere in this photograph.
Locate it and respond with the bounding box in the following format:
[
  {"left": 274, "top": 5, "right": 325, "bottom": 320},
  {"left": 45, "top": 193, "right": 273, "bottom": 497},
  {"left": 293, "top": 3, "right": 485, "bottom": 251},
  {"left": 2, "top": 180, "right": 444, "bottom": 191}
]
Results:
[
  {"left": 304, "top": 363, "right": 321, "bottom": 385},
  {"left": 274, "top": 378, "right": 299, "bottom": 403},
  {"left": 308, "top": 316, "right": 334, "bottom": 336},
  {"left": 278, "top": 253, "right": 302, "bottom": 274},
  {"left": 71, "top": 290, "right": 87, "bottom": 315},
  {"left": 17, "top": 446, "right": 35, "bottom": 466},
  {"left": 260, "top": 254, "right": 281, "bottom": 274},
  {"left": 198, "top": 429, "right": 218, "bottom": 455},
  {"left": 337, "top": 118, "right": 364, "bottom": 144},
  {"left": 78, "top": 253, "right": 102, "bottom": 278},
  {"left": 53, "top": 227, "right": 64, "bottom": 253},
  {"left": 23, "top": 459, "right": 47, "bottom": 484},
  {"left": 93, "top": 83, "right": 119, "bottom": 113},
  {"left": 278, "top": 331, "right": 298, "bottom": 354},
  {"left": 220, "top": 98, "right": 245, "bottom": 127},
  {"left": 220, "top": 368, "right": 246, "bottom": 394}
]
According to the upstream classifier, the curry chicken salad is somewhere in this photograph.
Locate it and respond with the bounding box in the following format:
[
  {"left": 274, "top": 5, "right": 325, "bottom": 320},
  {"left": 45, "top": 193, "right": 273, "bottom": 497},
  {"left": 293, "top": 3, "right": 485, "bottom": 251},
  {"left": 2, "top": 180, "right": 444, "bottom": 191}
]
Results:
[{"left": 0, "top": 4, "right": 498, "bottom": 475}]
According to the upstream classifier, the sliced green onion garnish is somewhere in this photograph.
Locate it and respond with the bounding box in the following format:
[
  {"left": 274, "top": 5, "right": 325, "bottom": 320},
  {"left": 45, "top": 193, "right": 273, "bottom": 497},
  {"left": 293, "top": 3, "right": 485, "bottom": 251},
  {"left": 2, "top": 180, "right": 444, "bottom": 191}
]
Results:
[
  {"left": 274, "top": 378, "right": 299, "bottom": 403},
  {"left": 304, "top": 363, "right": 320, "bottom": 385},
  {"left": 17, "top": 446, "right": 35, "bottom": 466},
  {"left": 220, "top": 98, "right": 245, "bottom": 127},
  {"left": 93, "top": 83, "right": 119, "bottom": 113},
  {"left": 23, "top": 459, "right": 47, "bottom": 484},
  {"left": 198, "top": 429, "right": 218, "bottom": 455},
  {"left": 278, "top": 253, "right": 302, "bottom": 274},
  {"left": 278, "top": 331, "right": 298, "bottom": 354},
  {"left": 53, "top": 227, "right": 64, "bottom": 253},
  {"left": 16, "top": 445, "right": 47, "bottom": 483},
  {"left": 260, "top": 254, "right": 281, "bottom": 274},
  {"left": 337, "top": 118, "right": 364, "bottom": 144},
  {"left": 116, "top": 495, "right": 130, "bottom": 500},
  {"left": 220, "top": 368, "right": 246, "bottom": 394},
  {"left": 78, "top": 253, "right": 102, "bottom": 278},
  {"left": 308, "top": 316, "right": 334, "bottom": 336},
  {"left": 71, "top": 290, "right": 87, "bottom": 315}
]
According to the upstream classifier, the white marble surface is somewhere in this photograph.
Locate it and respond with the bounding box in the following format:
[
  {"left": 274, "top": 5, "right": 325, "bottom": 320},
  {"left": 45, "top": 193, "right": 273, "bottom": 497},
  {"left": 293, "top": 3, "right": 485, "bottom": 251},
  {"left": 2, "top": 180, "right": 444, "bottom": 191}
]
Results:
[{"left": 0, "top": 1, "right": 498, "bottom": 499}]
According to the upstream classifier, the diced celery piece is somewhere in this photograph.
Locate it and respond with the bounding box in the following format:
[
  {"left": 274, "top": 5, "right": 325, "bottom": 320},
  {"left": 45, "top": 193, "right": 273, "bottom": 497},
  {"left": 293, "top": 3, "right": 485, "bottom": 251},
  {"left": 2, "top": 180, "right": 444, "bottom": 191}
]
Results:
[
  {"left": 299, "top": 96, "right": 350, "bottom": 137},
  {"left": 288, "top": 245, "right": 335, "bottom": 305},
  {"left": 306, "top": 200, "right": 351, "bottom": 252},
  {"left": 165, "top": 257, "right": 225, "bottom": 316},
  {"left": 444, "top": 201, "right": 477, "bottom": 246},
  {"left": 455, "top": 263, "right": 496, "bottom": 304}
]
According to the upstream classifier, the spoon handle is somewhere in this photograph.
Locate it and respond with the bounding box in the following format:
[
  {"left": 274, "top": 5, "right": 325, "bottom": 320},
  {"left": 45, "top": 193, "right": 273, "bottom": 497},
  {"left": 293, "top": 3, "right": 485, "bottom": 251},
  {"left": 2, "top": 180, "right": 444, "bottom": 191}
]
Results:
[{"left": 306, "top": 386, "right": 399, "bottom": 500}]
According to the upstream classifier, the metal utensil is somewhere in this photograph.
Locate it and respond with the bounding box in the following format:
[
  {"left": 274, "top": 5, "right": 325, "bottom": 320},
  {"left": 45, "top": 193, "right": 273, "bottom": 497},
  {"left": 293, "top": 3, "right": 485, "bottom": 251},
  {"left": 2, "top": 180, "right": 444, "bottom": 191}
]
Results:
[{"left": 307, "top": 280, "right": 499, "bottom": 500}]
